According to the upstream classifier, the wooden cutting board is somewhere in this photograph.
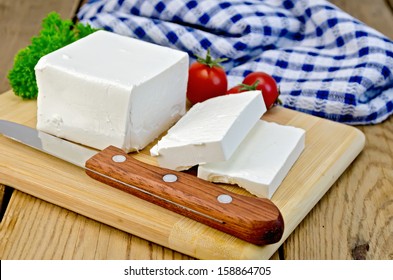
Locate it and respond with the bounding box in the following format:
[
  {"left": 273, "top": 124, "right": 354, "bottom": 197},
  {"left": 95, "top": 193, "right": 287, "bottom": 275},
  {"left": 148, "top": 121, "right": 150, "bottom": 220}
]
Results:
[{"left": 0, "top": 90, "right": 365, "bottom": 259}]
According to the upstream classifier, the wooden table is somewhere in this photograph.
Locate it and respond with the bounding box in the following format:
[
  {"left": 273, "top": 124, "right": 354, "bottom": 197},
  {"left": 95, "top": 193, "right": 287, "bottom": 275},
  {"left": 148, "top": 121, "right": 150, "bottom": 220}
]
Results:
[{"left": 0, "top": 0, "right": 392, "bottom": 260}]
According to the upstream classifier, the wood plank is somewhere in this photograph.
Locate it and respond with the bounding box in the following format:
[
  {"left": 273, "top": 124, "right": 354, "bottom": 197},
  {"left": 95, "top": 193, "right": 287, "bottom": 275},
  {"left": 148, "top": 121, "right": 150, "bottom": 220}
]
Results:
[
  {"left": 0, "top": 0, "right": 83, "bottom": 93},
  {"left": 0, "top": 90, "right": 365, "bottom": 259},
  {"left": 0, "top": 190, "right": 192, "bottom": 260},
  {"left": 282, "top": 119, "right": 393, "bottom": 260},
  {"left": 329, "top": 0, "right": 393, "bottom": 39},
  {"left": 0, "top": 186, "right": 281, "bottom": 260}
]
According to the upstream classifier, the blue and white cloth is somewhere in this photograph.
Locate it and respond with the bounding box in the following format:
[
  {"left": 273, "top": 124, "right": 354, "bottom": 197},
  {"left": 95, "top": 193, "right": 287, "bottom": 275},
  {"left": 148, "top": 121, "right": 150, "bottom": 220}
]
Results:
[{"left": 78, "top": 0, "right": 393, "bottom": 124}]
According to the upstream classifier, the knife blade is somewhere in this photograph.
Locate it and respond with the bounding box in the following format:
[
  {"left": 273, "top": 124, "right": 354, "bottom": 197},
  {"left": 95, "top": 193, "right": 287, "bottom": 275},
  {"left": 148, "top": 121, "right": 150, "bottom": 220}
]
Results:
[{"left": 0, "top": 119, "right": 284, "bottom": 245}]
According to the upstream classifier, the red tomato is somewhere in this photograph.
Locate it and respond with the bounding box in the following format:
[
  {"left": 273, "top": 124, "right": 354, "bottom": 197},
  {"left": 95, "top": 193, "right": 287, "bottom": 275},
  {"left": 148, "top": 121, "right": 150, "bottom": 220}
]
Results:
[
  {"left": 186, "top": 49, "right": 228, "bottom": 105},
  {"left": 227, "top": 82, "right": 256, "bottom": 95},
  {"left": 242, "top": 72, "right": 280, "bottom": 109},
  {"left": 226, "top": 85, "right": 244, "bottom": 94}
]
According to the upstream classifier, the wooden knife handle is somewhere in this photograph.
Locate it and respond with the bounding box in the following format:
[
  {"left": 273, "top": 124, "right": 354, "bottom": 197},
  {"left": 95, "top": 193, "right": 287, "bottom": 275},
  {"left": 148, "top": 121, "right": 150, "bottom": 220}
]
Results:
[{"left": 85, "top": 146, "right": 284, "bottom": 245}]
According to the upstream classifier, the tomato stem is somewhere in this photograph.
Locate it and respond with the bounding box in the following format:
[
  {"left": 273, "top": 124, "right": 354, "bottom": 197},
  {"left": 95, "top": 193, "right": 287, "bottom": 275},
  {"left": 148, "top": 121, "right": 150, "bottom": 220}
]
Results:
[
  {"left": 238, "top": 80, "right": 259, "bottom": 91},
  {"left": 196, "top": 48, "right": 228, "bottom": 68}
]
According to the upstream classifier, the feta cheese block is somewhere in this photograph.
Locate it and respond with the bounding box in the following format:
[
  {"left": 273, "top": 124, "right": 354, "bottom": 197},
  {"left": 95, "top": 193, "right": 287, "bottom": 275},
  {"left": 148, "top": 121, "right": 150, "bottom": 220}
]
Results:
[
  {"left": 150, "top": 91, "right": 266, "bottom": 170},
  {"left": 198, "top": 120, "right": 305, "bottom": 198},
  {"left": 35, "top": 30, "right": 188, "bottom": 152}
]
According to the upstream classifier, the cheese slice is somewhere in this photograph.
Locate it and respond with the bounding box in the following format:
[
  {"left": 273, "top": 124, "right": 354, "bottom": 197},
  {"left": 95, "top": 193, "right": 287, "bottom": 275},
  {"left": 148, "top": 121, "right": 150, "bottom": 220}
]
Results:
[
  {"left": 150, "top": 91, "right": 266, "bottom": 170},
  {"left": 35, "top": 30, "right": 188, "bottom": 152},
  {"left": 198, "top": 120, "right": 305, "bottom": 198}
]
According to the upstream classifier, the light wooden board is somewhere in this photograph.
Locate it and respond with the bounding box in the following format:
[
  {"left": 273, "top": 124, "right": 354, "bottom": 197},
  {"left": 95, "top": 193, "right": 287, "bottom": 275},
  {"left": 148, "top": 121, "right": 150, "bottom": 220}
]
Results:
[
  {"left": 0, "top": 189, "right": 196, "bottom": 260},
  {"left": 0, "top": 90, "right": 365, "bottom": 259}
]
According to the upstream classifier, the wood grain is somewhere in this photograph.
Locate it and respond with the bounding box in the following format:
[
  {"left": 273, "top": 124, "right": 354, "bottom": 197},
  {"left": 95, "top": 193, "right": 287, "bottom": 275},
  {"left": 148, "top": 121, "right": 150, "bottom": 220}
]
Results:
[
  {"left": 330, "top": 0, "right": 393, "bottom": 39},
  {"left": 0, "top": 90, "right": 364, "bottom": 259},
  {"left": 282, "top": 120, "right": 393, "bottom": 260},
  {"left": 0, "top": 190, "right": 193, "bottom": 260},
  {"left": 85, "top": 146, "right": 284, "bottom": 245},
  {"left": 0, "top": 188, "right": 283, "bottom": 260},
  {"left": 0, "top": 0, "right": 392, "bottom": 260}
]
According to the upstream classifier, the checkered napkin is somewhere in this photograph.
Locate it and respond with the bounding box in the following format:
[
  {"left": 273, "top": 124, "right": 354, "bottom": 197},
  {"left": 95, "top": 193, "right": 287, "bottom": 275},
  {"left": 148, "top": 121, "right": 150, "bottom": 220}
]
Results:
[{"left": 78, "top": 0, "right": 393, "bottom": 124}]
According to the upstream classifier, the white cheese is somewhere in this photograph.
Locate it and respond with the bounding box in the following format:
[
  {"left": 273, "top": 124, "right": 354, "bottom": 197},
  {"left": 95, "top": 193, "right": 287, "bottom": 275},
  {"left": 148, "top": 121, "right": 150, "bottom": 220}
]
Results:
[
  {"left": 150, "top": 91, "right": 266, "bottom": 170},
  {"left": 35, "top": 30, "right": 188, "bottom": 152},
  {"left": 198, "top": 120, "right": 305, "bottom": 198}
]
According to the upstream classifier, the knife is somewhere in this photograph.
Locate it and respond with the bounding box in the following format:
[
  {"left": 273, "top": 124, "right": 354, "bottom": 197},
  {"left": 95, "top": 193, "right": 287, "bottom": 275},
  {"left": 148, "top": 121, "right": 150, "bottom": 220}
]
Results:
[{"left": 0, "top": 119, "right": 284, "bottom": 245}]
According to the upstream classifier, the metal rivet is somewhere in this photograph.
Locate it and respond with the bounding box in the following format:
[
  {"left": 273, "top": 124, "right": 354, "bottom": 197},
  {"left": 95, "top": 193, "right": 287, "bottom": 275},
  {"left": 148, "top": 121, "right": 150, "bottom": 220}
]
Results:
[
  {"left": 163, "top": 174, "right": 178, "bottom": 183},
  {"left": 217, "top": 194, "right": 233, "bottom": 204},
  {"left": 112, "top": 155, "right": 126, "bottom": 163}
]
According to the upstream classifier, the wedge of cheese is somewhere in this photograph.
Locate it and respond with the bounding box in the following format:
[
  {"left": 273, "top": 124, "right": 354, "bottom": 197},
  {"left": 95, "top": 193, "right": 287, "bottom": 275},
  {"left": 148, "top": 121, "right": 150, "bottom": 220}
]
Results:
[
  {"left": 150, "top": 91, "right": 266, "bottom": 170},
  {"left": 35, "top": 30, "right": 188, "bottom": 152},
  {"left": 198, "top": 120, "right": 305, "bottom": 198}
]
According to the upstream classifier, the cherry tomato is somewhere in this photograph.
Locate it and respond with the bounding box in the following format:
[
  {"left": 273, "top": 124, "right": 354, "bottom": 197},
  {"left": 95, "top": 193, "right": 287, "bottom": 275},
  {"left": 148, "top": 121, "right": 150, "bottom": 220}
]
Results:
[
  {"left": 226, "top": 85, "right": 244, "bottom": 94},
  {"left": 242, "top": 72, "right": 280, "bottom": 109},
  {"left": 227, "top": 80, "right": 261, "bottom": 94},
  {"left": 186, "top": 49, "right": 228, "bottom": 105}
]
